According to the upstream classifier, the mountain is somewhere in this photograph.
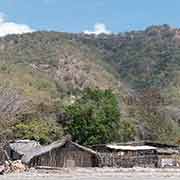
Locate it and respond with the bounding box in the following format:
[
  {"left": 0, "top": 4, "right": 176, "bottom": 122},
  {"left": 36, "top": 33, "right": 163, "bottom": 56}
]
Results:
[
  {"left": 0, "top": 25, "right": 180, "bottom": 144},
  {"left": 73, "top": 25, "right": 180, "bottom": 89},
  {"left": 0, "top": 31, "right": 122, "bottom": 143},
  {"left": 0, "top": 32, "right": 121, "bottom": 113}
]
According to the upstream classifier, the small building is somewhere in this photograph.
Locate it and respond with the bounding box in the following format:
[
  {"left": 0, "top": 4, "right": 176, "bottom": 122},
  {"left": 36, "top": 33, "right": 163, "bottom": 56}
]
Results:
[
  {"left": 92, "top": 144, "right": 158, "bottom": 168},
  {"left": 142, "top": 141, "right": 180, "bottom": 168},
  {"left": 6, "top": 140, "right": 41, "bottom": 161},
  {"left": 156, "top": 148, "right": 180, "bottom": 168},
  {"left": 21, "top": 138, "right": 99, "bottom": 168},
  {"left": 93, "top": 141, "right": 180, "bottom": 168}
]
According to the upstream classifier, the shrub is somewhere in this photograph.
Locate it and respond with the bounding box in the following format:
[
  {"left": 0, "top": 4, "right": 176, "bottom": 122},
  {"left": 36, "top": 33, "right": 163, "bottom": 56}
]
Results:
[{"left": 14, "top": 119, "right": 64, "bottom": 144}]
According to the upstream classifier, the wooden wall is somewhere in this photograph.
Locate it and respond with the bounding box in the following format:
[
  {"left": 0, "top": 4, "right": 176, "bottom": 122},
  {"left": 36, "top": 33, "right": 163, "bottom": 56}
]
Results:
[
  {"left": 29, "top": 142, "right": 98, "bottom": 168},
  {"left": 0, "top": 150, "right": 7, "bottom": 163},
  {"left": 98, "top": 150, "right": 158, "bottom": 168}
]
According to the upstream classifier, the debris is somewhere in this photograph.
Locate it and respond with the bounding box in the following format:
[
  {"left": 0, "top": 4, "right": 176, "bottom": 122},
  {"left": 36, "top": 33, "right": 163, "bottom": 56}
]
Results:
[
  {"left": 0, "top": 165, "right": 5, "bottom": 175},
  {"left": 1, "top": 160, "right": 27, "bottom": 174},
  {"left": 10, "top": 160, "right": 26, "bottom": 173}
]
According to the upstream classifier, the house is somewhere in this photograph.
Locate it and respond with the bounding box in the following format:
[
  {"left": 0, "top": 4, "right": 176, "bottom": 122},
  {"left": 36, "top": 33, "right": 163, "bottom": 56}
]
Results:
[
  {"left": 6, "top": 140, "right": 41, "bottom": 161},
  {"left": 21, "top": 138, "right": 99, "bottom": 168},
  {"left": 92, "top": 144, "right": 158, "bottom": 168}
]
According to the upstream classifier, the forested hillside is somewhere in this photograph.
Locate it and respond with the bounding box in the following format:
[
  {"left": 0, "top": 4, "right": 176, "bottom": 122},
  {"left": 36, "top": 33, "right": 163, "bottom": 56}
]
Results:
[{"left": 0, "top": 25, "right": 180, "bottom": 145}]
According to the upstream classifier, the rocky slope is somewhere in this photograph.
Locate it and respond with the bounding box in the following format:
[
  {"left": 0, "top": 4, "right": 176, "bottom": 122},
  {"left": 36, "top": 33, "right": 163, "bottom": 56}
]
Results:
[{"left": 0, "top": 25, "right": 180, "bottom": 144}]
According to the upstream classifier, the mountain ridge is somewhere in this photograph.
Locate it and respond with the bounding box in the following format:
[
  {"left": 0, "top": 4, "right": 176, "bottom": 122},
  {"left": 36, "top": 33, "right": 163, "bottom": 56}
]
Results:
[{"left": 0, "top": 25, "right": 180, "bottom": 144}]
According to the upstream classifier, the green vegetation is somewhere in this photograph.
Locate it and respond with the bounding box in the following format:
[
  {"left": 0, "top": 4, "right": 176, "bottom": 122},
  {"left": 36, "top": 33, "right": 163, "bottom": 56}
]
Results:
[
  {"left": 76, "top": 25, "right": 180, "bottom": 89},
  {"left": 118, "top": 119, "right": 136, "bottom": 142},
  {"left": 136, "top": 109, "right": 180, "bottom": 144},
  {"left": 0, "top": 26, "right": 179, "bottom": 145},
  {"left": 65, "top": 88, "right": 121, "bottom": 145},
  {"left": 14, "top": 119, "right": 64, "bottom": 144}
]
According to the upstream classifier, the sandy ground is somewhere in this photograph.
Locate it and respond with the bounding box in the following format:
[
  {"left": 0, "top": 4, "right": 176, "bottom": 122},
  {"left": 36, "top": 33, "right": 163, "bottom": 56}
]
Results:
[{"left": 1, "top": 168, "right": 180, "bottom": 180}]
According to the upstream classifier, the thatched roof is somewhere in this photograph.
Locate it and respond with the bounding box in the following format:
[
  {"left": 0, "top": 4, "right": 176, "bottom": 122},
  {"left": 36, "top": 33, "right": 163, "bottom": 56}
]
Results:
[
  {"left": 8, "top": 140, "right": 41, "bottom": 156},
  {"left": 22, "top": 138, "right": 98, "bottom": 164}
]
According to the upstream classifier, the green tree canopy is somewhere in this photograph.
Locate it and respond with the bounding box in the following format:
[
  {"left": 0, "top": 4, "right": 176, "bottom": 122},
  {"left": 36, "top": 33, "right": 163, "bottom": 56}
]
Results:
[
  {"left": 14, "top": 119, "right": 64, "bottom": 144},
  {"left": 65, "top": 88, "right": 121, "bottom": 145}
]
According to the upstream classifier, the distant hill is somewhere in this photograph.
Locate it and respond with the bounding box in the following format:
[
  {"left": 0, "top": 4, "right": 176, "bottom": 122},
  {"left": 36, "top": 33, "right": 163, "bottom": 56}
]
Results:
[
  {"left": 73, "top": 25, "right": 180, "bottom": 89},
  {"left": 0, "top": 25, "right": 180, "bottom": 144},
  {"left": 0, "top": 31, "right": 120, "bottom": 115}
]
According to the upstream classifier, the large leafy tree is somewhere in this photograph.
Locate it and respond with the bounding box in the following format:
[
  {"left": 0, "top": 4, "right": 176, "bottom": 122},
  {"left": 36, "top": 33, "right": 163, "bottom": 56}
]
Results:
[{"left": 65, "top": 88, "right": 120, "bottom": 145}]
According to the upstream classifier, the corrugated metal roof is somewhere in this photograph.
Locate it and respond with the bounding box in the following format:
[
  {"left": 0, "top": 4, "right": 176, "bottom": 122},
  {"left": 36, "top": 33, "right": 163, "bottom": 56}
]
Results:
[
  {"left": 22, "top": 139, "right": 66, "bottom": 164},
  {"left": 9, "top": 140, "right": 41, "bottom": 155},
  {"left": 106, "top": 145, "right": 157, "bottom": 151},
  {"left": 157, "top": 148, "right": 179, "bottom": 155}
]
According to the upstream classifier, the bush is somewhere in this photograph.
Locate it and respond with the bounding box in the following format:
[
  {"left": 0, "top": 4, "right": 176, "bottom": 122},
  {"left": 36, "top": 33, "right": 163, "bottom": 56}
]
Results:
[
  {"left": 14, "top": 119, "right": 64, "bottom": 144},
  {"left": 137, "top": 110, "right": 180, "bottom": 144},
  {"left": 118, "top": 120, "right": 136, "bottom": 142}
]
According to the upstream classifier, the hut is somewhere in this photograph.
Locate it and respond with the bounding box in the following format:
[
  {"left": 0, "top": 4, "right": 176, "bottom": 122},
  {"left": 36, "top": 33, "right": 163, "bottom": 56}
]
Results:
[
  {"left": 156, "top": 148, "right": 180, "bottom": 168},
  {"left": 92, "top": 144, "right": 158, "bottom": 168},
  {"left": 93, "top": 141, "right": 180, "bottom": 168},
  {"left": 6, "top": 140, "right": 41, "bottom": 161},
  {"left": 140, "top": 141, "right": 180, "bottom": 168},
  {"left": 21, "top": 138, "right": 99, "bottom": 168}
]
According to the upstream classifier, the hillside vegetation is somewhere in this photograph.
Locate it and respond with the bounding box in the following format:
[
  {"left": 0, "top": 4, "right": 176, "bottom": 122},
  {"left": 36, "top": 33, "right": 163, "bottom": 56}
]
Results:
[{"left": 0, "top": 26, "right": 180, "bottom": 144}]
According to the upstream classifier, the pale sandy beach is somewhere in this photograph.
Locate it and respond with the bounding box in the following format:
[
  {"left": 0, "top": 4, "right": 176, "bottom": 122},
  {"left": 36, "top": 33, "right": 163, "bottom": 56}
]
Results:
[{"left": 1, "top": 168, "right": 180, "bottom": 180}]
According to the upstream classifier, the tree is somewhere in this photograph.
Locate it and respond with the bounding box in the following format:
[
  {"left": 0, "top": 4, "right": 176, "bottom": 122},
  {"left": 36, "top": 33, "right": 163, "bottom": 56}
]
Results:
[
  {"left": 118, "top": 119, "right": 136, "bottom": 142},
  {"left": 130, "top": 88, "right": 180, "bottom": 144},
  {"left": 14, "top": 119, "right": 64, "bottom": 144},
  {"left": 136, "top": 108, "right": 179, "bottom": 144},
  {"left": 65, "top": 88, "right": 120, "bottom": 145},
  {"left": 0, "top": 86, "right": 29, "bottom": 121}
]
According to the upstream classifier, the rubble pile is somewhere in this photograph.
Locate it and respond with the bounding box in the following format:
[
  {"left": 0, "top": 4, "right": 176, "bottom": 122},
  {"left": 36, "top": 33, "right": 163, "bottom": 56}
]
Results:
[{"left": 0, "top": 160, "right": 27, "bottom": 175}]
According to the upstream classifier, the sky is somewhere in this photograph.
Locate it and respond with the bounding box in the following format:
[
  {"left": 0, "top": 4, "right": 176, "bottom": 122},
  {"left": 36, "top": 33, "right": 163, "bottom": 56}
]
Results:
[{"left": 0, "top": 0, "right": 180, "bottom": 36}]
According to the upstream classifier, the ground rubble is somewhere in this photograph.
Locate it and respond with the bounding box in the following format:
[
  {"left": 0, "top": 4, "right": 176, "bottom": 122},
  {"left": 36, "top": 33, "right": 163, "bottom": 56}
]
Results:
[{"left": 0, "top": 160, "right": 27, "bottom": 175}]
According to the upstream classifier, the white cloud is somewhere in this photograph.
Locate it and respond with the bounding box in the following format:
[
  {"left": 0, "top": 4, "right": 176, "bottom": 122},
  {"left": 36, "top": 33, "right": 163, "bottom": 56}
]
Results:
[
  {"left": 0, "top": 14, "right": 34, "bottom": 37},
  {"left": 84, "top": 23, "right": 111, "bottom": 35}
]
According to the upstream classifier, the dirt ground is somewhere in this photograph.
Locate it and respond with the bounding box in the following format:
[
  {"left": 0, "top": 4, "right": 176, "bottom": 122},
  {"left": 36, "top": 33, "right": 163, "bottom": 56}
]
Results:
[{"left": 1, "top": 168, "right": 180, "bottom": 180}]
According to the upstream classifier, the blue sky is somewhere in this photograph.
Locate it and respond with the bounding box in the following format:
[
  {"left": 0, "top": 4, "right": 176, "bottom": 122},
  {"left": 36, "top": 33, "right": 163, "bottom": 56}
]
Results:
[{"left": 0, "top": 0, "right": 179, "bottom": 35}]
